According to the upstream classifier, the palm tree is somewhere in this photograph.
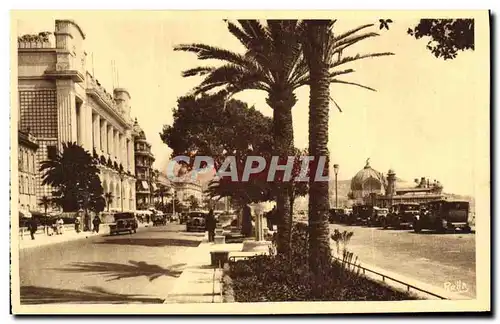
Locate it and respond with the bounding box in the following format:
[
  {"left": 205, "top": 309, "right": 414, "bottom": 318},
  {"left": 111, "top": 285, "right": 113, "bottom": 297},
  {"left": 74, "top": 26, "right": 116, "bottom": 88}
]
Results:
[
  {"left": 302, "top": 20, "right": 335, "bottom": 272},
  {"left": 155, "top": 184, "right": 170, "bottom": 205},
  {"left": 39, "top": 142, "right": 104, "bottom": 213},
  {"left": 38, "top": 195, "right": 52, "bottom": 221},
  {"left": 175, "top": 20, "right": 392, "bottom": 255},
  {"left": 104, "top": 192, "right": 113, "bottom": 212}
]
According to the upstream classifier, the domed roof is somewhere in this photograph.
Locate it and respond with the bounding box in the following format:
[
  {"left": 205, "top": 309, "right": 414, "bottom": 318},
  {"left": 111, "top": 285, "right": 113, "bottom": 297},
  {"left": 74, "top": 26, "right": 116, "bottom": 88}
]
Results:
[
  {"left": 350, "top": 159, "right": 386, "bottom": 191},
  {"left": 133, "top": 118, "right": 146, "bottom": 140}
]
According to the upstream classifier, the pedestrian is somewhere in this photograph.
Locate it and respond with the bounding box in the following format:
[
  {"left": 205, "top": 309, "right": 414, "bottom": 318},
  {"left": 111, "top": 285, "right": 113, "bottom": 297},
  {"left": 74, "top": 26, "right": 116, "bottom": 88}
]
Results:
[
  {"left": 92, "top": 215, "right": 102, "bottom": 234},
  {"left": 206, "top": 209, "right": 216, "bottom": 242},
  {"left": 74, "top": 216, "right": 81, "bottom": 233},
  {"left": 28, "top": 217, "right": 38, "bottom": 240},
  {"left": 266, "top": 206, "right": 276, "bottom": 231},
  {"left": 241, "top": 205, "right": 253, "bottom": 237}
]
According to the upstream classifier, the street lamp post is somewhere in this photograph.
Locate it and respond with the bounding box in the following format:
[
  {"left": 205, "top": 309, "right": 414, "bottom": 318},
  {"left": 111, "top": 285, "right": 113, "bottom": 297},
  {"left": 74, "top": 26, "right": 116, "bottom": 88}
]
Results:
[{"left": 334, "top": 164, "right": 339, "bottom": 208}]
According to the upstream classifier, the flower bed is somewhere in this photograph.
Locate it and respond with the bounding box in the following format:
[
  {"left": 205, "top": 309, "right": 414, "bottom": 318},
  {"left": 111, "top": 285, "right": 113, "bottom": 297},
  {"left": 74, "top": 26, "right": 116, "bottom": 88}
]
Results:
[{"left": 226, "top": 223, "right": 419, "bottom": 302}]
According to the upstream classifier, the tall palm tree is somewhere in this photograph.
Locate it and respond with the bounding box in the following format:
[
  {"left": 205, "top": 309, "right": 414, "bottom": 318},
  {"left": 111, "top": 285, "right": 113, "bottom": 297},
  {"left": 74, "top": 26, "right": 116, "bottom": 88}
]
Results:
[
  {"left": 175, "top": 20, "right": 392, "bottom": 255},
  {"left": 104, "top": 192, "right": 113, "bottom": 212},
  {"left": 300, "top": 20, "right": 394, "bottom": 271},
  {"left": 302, "top": 20, "right": 335, "bottom": 272}
]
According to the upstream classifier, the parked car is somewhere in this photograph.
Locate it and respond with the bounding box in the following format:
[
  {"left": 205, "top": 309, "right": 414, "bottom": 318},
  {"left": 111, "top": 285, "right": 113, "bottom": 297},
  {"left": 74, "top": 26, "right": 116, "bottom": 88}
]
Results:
[
  {"left": 382, "top": 203, "right": 417, "bottom": 229},
  {"left": 382, "top": 203, "right": 420, "bottom": 229},
  {"left": 370, "top": 206, "right": 389, "bottom": 226},
  {"left": 109, "top": 212, "right": 138, "bottom": 235},
  {"left": 186, "top": 211, "right": 208, "bottom": 232},
  {"left": 329, "top": 208, "right": 345, "bottom": 223},
  {"left": 414, "top": 200, "right": 471, "bottom": 233},
  {"left": 351, "top": 205, "right": 373, "bottom": 225}
]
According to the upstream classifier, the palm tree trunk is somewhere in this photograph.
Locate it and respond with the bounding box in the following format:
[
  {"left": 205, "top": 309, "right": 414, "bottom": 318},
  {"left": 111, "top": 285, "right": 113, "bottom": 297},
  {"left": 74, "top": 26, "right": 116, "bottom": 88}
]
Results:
[
  {"left": 269, "top": 96, "right": 295, "bottom": 256},
  {"left": 304, "top": 21, "right": 333, "bottom": 273}
]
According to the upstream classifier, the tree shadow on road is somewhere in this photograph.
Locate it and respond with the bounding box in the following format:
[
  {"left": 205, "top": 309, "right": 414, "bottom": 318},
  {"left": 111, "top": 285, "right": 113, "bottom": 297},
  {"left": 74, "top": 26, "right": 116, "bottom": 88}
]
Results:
[
  {"left": 52, "top": 261, "right": 187, "bottom": 281},
  {"left": 96, "top": 238, "right": 201, "bottom": 248},
  {"left": 20, "top": 285, "right": 165, "bottom": 304}
]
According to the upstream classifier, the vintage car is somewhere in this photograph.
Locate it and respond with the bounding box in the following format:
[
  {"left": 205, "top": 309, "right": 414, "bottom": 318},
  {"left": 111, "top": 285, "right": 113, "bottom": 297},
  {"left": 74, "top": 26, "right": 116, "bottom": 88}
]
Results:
[
  {"left": 152, "top": 211, "right": 167, "bottom": 227},
  {"left": 186, "top": 211, "right": 208, "bottom": 232},
  {"left": 328, "top": 208, "right": 346, "bottom": 223},
  {"left": 351, "top": 205, "right": 373, "bottom": 225},
  {"left": 369, "top": 206, "right": 389, "bottom": 226},
  {"left": 109, "top": 212, "right": 138, "bottom": 235},
  {"left": 382, "top": 203, "right": 420, "bottom": 229},
  {"left": 414, "top": 200, "right": 471, "bottom": 233}
]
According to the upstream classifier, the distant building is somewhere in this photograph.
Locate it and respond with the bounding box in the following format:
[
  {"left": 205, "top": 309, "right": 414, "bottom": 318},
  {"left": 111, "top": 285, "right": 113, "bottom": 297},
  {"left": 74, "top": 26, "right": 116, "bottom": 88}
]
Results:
[
  {"left": 18, "top": 129, "right": 39, "bottom": 214},
  {"left": 17, "top": 19, "right": 136, "bottom": 212},
  {"left": 348, "top": 159, "right": 445, "bottom": 207},
  {"left": 173, "top": 177, "right": 203, "bottom": 203},
  {"left": 133, "top": 118, "right": 155, "bottom": 209},
  {"left": 153, "top": 170, "right": 171, "bottom": 205}
]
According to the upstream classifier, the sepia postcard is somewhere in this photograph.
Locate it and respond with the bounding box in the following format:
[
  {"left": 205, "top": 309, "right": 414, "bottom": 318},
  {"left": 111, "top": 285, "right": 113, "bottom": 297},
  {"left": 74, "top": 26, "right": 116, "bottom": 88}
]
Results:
[{"left": 10, "top": 10, "right": 491, "bottom": 315}]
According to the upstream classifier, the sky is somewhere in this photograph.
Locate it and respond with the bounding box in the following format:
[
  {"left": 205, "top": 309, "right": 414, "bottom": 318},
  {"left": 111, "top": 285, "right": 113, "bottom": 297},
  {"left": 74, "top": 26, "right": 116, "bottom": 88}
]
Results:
[{"left": 14, "top": 11, "right": 490, "bottom": 196}]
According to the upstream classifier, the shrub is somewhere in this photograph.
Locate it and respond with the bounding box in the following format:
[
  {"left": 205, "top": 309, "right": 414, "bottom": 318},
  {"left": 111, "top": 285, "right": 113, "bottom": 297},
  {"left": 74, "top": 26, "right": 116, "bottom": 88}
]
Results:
[{"left": 228, "top": 223, "right": 418, "bottom": 302}]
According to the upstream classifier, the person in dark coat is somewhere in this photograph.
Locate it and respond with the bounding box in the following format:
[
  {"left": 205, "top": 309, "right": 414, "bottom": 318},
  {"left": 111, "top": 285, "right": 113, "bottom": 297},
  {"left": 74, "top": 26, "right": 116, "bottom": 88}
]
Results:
[
  {"left": 266, "top": 206, "right": 276, "bottom": 230},
  {"left": 206, "top": 209, "right": 217, "bottom": 242},
  {"left": 28, "top": 217, "right": 38, "bottom": 240},
  {"left": 241, "top": 205, "right": 253, "bottom": 237},
  {"left": 92, "top": 216, "right": 102, "bottom": 234}
]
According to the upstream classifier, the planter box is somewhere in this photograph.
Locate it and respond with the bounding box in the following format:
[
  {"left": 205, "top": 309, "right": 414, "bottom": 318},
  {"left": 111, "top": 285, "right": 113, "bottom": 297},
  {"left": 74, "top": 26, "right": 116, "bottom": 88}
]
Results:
[
  {"left": 214, "top": 235, "right": 225, "bottom": 244},
  {"left": 210, "top": 251, "right": 229, "bottom": 268}
]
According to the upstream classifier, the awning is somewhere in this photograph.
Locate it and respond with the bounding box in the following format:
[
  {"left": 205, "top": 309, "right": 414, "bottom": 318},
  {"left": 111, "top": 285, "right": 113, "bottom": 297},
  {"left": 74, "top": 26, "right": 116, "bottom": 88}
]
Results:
[
  {"left": 141, "top": 181, "right": 149, "bottom": 190},
  {"left": 151, "top": 183, "right": 158, "bottom": 191}
]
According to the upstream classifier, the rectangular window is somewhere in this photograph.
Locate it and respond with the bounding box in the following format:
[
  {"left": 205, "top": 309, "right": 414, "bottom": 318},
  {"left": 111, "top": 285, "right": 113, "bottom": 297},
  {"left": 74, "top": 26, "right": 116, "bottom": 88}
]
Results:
[{"left": 47, "top": 145, "right": 57, "bottom": 160}]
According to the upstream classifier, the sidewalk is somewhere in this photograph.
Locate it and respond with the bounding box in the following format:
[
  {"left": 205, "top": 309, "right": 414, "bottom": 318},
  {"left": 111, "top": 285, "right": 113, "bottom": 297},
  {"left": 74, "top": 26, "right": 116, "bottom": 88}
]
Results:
[
  {"left": 18, "top": 222, "right": 149, "bottom": 250},
  {"left": 164, "top": 236, "right": 249, "bottom": 304}
]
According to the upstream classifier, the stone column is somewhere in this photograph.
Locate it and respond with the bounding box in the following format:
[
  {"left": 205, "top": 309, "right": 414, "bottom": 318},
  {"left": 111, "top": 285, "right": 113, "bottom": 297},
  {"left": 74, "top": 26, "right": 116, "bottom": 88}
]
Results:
[
  {"left": 107, "top": 126, "right": 113, "bottom": 158},
  {"left": 56, "top": 80, "right": 76, "bottom": 146},
  {"left": 84, "top": 102, "right": 93, "bottom": 151},
  {"left": 101, "top": 119, "right": 108, "bottom": 154},
  {"left": 93, "top": 114, "right": 100, "bottom": 152},
  {"left": 114, "top": 130, "right": 119, "bottom": 161},
  {"left": 119, "top": 133, "right": 125, "bottom": 166}
]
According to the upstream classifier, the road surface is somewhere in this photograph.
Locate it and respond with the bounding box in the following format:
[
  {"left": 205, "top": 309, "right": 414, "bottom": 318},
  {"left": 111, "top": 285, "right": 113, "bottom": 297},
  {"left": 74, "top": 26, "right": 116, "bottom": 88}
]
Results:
[
  {"left": 328, "top": 223, "right": 476, "bottom": 298},
  {"left": 19, "top": 224, "right": 204, "bottom": 304}
]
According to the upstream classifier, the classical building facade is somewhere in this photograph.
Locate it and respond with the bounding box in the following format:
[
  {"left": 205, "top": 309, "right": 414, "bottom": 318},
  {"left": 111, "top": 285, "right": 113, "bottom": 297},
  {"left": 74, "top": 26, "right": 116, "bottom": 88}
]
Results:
[
  {"left": 133, "top": 119, "right": 155, "bottom": 209},
  {"left": 17, "top": 20, "right": 136, "bottom": 212},
  {"left": 18, "top": 130, "right": 39, "bottom": 214}
]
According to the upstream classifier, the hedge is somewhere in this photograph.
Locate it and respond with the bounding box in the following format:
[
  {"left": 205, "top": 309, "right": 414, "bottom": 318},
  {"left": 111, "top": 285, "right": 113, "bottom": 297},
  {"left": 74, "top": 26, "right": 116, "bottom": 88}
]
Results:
[{"left": 227, "top": 223, "right": 419, "bottom": 302}]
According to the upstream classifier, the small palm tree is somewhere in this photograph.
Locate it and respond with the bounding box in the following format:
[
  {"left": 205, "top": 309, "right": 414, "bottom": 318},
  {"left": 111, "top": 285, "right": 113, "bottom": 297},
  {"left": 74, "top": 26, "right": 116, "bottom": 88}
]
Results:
[
  {"left": 104, "top": 192, "right": 113, "bottom": 212},
  {"left": 38, "top": 196, "right": 52, "bottom": 219}
]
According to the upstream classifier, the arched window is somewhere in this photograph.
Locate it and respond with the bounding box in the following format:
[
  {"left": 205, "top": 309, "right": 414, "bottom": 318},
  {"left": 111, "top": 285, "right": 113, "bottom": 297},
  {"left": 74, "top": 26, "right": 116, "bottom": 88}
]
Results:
[
  {"left": 23, "top": 151, "right": 28, "bottom": 172},
  {"left": 18, "top": 149, "right": 23, "bottom": 171},
  {"left": 24, "top": 176, "right": 28, "bottom": 195},
  {"left": 31, "top": 176, "right": 36, "bottom": 195}
]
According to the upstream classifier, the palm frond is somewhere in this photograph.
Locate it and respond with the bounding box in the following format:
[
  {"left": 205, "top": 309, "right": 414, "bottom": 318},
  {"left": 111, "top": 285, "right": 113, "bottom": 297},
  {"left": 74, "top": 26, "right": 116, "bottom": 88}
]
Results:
[
  {"left": 330, "top": 52, "right": 395, "bottom": 69},
  {"left": 331, "top": 79, "right": 376, "bottom": 91},
  {"left": 181, "top": 67, "right": 215, "bottom": 77}
]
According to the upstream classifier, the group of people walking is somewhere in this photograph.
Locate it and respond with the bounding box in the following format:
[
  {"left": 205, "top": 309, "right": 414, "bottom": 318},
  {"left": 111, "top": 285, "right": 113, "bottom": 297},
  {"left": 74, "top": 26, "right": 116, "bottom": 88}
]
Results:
[{"left": 25, "top": 214, "right": 102, "bottom": 240}]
